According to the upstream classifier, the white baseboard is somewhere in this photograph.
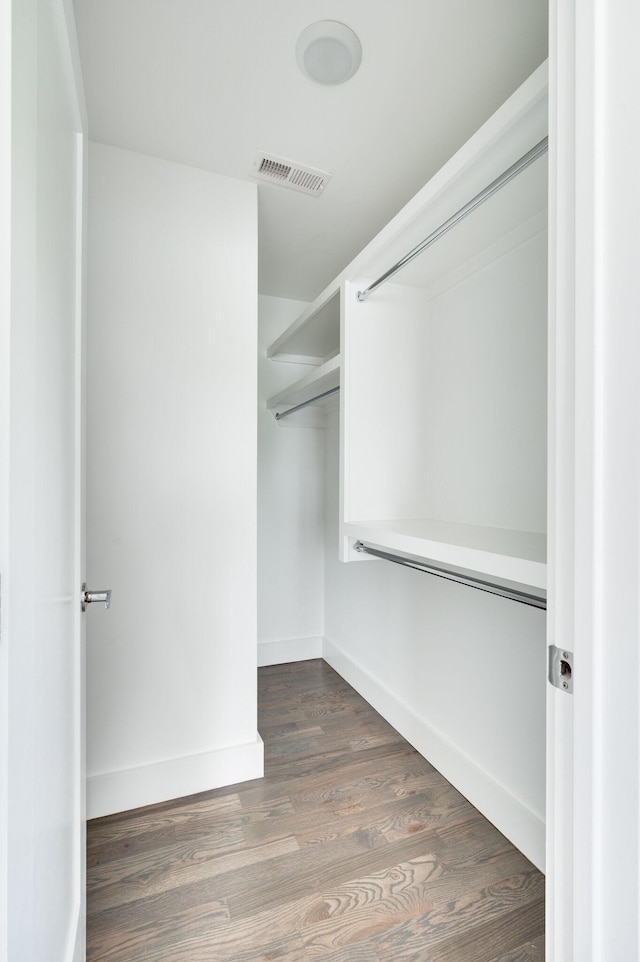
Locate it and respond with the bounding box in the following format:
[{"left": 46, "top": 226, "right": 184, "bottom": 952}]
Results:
[
  {"left": 87, "top": 735, "right": 264, "bottom": 820},
  {"left": 323, "top": 637, "right": 545, "bottom": 872},
  {"left": 258, "top": 636, "right": 323, "bottom": 667},
  {"left": 65, "top": 898, "right": 83, "bottom": 962}
]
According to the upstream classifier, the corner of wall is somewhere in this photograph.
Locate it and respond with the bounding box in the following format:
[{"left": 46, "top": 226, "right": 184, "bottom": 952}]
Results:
[
  {"left": 257, "top": 636, "right": 323, "bottom": 667},
  {"left": 322, "top": 636, "right": 545, "bottom": 872},
  {"left": 86, "top": 737, "right": 264, "bottom": 820}
]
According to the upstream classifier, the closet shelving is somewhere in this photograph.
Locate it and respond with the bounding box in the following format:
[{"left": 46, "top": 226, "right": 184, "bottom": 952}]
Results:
[
  {"left": 267, "top": 355, "right": 339, "bottom": 421},
  {"left": 267, "top": 288, "right": 340, "bottom": 364},
  {"left": 265, "top": 289, "right": 341, "bottom": 421},
  {"left": 267, "top": 62, "right": 549, "bottom": 594}
]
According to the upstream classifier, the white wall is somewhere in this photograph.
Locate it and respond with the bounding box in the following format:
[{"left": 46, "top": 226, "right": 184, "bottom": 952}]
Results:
[
  {"left": 86, "top": 143, "right": 262, "bottom": 817},
  {"left": 323, "top": 407, "right": 547, "bottom": 870},
  {"left": 258, "top": 295, "right": 325, "bottom": 666},
  {"left": 343, "top": 232, "right": 547, "bottom": 535}
]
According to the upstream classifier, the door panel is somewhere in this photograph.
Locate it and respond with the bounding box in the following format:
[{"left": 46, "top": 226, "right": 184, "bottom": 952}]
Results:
[{"left": 4, "top": 0, "right": 86, "bottom": 958}]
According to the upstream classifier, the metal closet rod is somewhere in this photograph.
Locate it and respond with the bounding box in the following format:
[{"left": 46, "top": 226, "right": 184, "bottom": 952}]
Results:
[
  {"left": 354, "top": 541, "right": 547, "bottom": 610},
  {"left": 356, "top": 136, "right": 549, "bottom": 303},
  {"left": 274, "top": 385, "right": 340, "bottom": 420}
]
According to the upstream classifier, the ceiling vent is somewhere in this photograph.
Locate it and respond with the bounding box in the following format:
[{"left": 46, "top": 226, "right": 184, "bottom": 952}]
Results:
[{"left": 251, "top": 152, "right": 332, "bottom": 197}]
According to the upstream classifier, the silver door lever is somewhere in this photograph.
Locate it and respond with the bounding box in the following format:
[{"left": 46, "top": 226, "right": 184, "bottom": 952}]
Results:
[{"left": 81, "top": 583, "right": 112, "bottom": 612}]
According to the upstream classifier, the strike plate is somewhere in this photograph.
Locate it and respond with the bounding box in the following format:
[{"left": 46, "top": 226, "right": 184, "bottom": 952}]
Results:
[{"left": 549, "top": 645, "right": 573, "bottom": 693}]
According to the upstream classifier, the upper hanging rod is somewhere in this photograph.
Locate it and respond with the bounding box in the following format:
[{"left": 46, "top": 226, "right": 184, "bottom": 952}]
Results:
[
  {"left": 354, "top": 541, "right": 546, "bottom": 610},
  {"left": 274, "top": 385, "right": 339, "bottom": 421},
  {"left": 356, "top": 136, "right": 549, "bottom": 303}
]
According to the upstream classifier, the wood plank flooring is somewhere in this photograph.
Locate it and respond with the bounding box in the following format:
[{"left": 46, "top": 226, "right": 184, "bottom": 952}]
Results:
[{"left": 86, "top": 659, "right": 544, "bottom": 961}]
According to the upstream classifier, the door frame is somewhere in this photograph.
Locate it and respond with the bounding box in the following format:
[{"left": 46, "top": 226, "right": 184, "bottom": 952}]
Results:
[
  {"left": 3, "top": 1, "right": 639, "bottom": 959},
  {"left": 71, "top": 123, "right": 88, "bottom": 962},
  {"left": 0, "top": 0, "right": 87, "bottom": 959},
  {"left": 0, "top": 0, "right": 12, "bottom": 949},
  {"left": 548, "top": 1, "right": 640, "bottom": 958}
]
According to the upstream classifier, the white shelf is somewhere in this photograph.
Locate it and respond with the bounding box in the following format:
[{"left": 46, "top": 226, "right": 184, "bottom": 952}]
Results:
[
  {"left": 267, "top": 63, "right": 547, "bottom": 365},
  {"left": 266, "top": 355, "right": 340, "bottom": 417},
  {"left": 267, "top": 287, "right": 340, "bottom": 362},
  {"left": 339, "top": 63, "right": 549, "bottom": 593},
  {"left": 361, "top": 156, "right": 547, "bottom": 299},
  {"left": 268, "top": 62, "right": 550, "bottom": 585},
  {"left": 350, "top": 65, "right": 548, "bottom": 299},
  {"left": 343, "top": 519, "right": 546, "bottom": 592}
]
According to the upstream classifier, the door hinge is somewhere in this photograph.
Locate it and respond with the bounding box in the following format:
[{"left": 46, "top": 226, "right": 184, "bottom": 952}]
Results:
[{"left": 549, "top": 645, "right": 573, "bottom": 693}]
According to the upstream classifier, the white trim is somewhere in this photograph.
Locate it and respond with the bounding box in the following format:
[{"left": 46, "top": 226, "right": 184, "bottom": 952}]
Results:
[
  {"left": 86, "top": 736, "right": 264, "bottom": 820},
  {"left": 258, "top": 636, "right": 323, "bottom": 667},
  {"left": 548, "top": 1, "right": 640, "bottom": 958},
  {"left": 546, "top": 2, "right": 579, "bottom": 956},
  {"left": 72, "top": 126, "right": 87, "bottom": 962},
  {"left": 63, "top": 900, "right": 81, "bottom": 962},
  {"left": 323, "top": 636, "right": 545, "bottom": 872},
  {"left": 56, "top": 0, "right": 88, "bottom": 130},
  {"left": 0, "top": 0, "right": 11, "bottom": 951}
]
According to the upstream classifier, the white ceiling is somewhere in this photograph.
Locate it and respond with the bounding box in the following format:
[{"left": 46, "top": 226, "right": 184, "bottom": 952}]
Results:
[{"left": 72, "top": 0, "right": 548, "bottom": 302}]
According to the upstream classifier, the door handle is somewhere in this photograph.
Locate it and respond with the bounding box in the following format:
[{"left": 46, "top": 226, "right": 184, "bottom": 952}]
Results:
[{"left": 81, "top": 583, "right": 112, "bottom": 612}]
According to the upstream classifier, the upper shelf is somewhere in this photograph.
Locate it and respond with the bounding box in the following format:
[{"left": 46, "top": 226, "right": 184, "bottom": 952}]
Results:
[
  {"left": 267, "top": 289, "right": 340, "bottom": 363},
  {"left": 266, "top": 61, "right": 548, "bottom": 361},
  {"left": 358, "top": 152, "right": 547, "bottom": 300}
]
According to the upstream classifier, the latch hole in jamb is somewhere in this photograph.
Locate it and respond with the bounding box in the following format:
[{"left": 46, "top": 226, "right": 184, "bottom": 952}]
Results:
[{"left": 549, "top": 644, "right": 574, "bottom": 693}]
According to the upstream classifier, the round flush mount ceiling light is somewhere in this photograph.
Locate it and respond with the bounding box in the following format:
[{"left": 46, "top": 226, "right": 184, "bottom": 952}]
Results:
[{"left": 296, "top": 21, "right": 362, "bottom": 86}]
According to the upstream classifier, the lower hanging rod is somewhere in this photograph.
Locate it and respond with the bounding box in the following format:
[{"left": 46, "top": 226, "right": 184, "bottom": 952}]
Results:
[
  {"left": 274, "top": 386, "right": 339, "bottom": 421},
  {"left": 354, "top": 541, "right": 546, "bottom": 610},
  {"left": 356, "top": 136, "right": 549, "bottom": 303}
]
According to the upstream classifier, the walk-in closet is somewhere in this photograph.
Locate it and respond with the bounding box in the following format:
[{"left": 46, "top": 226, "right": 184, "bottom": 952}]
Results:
[{"left": 262, "top": 62, "right": 548, "bottom": 871}]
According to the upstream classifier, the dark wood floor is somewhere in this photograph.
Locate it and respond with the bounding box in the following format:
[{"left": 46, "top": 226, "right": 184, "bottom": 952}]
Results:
[{"left": 86, "top": 659, "right": 544, "bottom": 961}]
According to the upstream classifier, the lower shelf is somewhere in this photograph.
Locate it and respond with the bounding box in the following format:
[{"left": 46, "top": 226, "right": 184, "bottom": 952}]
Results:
[
  {"left": 342, "top": 518, "right": 547, "bottom": 593},
  {"left": 267, "top": 355, "right": 340, "bottom": 420}
]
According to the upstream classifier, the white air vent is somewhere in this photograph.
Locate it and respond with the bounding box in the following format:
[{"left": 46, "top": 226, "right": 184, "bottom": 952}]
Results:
[{"left": 252, "top": 152, "right": 332, "bottom": 197}]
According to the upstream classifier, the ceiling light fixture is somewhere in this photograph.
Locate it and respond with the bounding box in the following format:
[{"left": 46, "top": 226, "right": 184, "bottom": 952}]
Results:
[{"left": 296, "top": 21, "right": 362, "bottom": 86}]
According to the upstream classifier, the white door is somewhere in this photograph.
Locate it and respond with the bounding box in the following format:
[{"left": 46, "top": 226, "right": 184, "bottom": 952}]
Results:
[{"left": 1, "top": 1, "right": 87, "bottom": 959}]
